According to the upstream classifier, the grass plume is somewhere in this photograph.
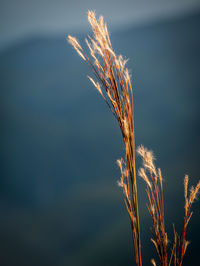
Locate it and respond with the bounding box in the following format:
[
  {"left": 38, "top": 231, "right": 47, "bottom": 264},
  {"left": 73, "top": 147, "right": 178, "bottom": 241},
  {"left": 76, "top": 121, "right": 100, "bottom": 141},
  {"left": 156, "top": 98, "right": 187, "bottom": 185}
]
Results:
[{"left": 137, "top": 146, "right": 200, "bottom": 266}]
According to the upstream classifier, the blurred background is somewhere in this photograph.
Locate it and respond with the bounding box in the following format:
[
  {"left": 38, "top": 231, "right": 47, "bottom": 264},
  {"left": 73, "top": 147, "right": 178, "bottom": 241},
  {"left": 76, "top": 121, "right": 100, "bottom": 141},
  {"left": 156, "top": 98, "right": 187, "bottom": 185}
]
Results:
[{"left": 0, "top": 0, "right": 200, "bottom": 265}]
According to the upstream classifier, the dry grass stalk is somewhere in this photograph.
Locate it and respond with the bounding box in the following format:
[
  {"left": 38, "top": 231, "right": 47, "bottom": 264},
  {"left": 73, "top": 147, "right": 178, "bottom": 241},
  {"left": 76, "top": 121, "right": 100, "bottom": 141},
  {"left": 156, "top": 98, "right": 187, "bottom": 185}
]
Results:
[
  {"left": 137, "top": 146, "right": 168, "bottom": 266},
  {"left": 172, "top": 176, "right": 200, "bottom": 266},
  {"left": 68, "top": 10, "right": 142, "bottom": 266},
  {"left": 137, "top": 146, "right": 200, "bottom": 266},
  {"left": 68, "top": 10, "right": 200, "bottom": 266}
]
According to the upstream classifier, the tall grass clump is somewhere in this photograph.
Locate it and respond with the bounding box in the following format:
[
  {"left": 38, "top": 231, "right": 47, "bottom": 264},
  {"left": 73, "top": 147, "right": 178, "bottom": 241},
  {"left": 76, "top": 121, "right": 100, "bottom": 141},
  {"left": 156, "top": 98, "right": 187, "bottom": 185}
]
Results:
[{"left": 68, "top": 11, "right": 200, "bottom": 266}]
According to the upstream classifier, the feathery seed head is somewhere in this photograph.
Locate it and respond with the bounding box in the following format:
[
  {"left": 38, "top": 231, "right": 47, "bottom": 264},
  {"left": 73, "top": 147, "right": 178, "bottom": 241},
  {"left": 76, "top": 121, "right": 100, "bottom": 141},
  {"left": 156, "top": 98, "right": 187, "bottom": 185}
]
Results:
[
  {"left": 138, "top": 168, "right": 151, "bottom": 189},
  {"left": 115, "top": 55, "right": 128, "bottom": 72},
  {"left": 106, "top": 46, "right": 115, "bottom": 57},
  {"left": 158, "top": 168, "right": 163, "bottom": 190},
  {"left": 189, "top": 180, "right": 200, "bottom": 205},
  {"left": 85, "top": 38, "right": 94, "bottom": 55},
  {"left": 123, "top": 117, "right": 129, "bottom": 138},
  {"left": 151, "top": 259, "right": 156, "bottom": 266},
  {"left": 88, "top": 11, "right": 106, "bottom": 45},
  {"left": 68, "top": 10, "right": 134, "bottom": 124},
  {"left": 189, "top": 186, "right": 195, "bottom": 204},
  {"left": 88, "top": 10, "right": 97, "bottom": 31},
  {"left": 117, "top": 178, "right": 124, "bottom": 188},
  {"left": 184, "top": 241, "right": 190, "bottom": 254},
  {"left": 117, "top": 159, "right": 123, "bottom": 168},
  {"left": 68, "top": 35, "right": 82, "bottom": 50},
  {"left": 124, "top": 68, "right": 131, "bottom": 83},
  {"left": 117, "top": 177, "right": 128, "bottom": 198},
  {"left": 137, "top": 145, "right": 157, "bottom": 175},
  {"left": 184, "top": 175, "right": 189, "bottom": 200},
  {"left": 88, "top": 76, "right": 103, "bottom": 96},
  {"left": 67, "top": 35, "right": 86, "bottom": 61},
  {"left": 123, "top": 183, "right": 129, "bottom": 198}
]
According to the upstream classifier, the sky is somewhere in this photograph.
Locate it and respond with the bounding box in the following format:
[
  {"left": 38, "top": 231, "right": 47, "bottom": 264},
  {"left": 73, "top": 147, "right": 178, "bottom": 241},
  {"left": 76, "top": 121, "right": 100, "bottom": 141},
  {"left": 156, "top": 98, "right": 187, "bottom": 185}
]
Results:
[{"left": 1, "top": 0, "right": 200, "bottom": 50}]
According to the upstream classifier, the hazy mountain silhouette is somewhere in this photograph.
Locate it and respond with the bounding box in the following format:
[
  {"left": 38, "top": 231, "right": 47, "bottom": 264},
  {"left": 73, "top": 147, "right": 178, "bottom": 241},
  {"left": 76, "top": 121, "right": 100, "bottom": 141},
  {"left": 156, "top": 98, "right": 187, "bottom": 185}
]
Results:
[{"left": 0, "top": 11, "right": 200, "bottom": 266}]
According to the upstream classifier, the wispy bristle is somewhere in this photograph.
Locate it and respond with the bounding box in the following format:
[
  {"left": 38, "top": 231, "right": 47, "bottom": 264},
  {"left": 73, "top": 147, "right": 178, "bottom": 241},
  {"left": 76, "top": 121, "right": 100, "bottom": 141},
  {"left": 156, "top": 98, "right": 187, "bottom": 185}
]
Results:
[
  {"left": 68, "top": 35, "right": 82, "bottom": 50},
  {"left": 184, "top": 241, "right": 190, "bottom": 255},
  {"left": 117, "top": 178, "right": 123, "bottom": 188},
  {"left": 158, "top": 168, "right": 163, "bottom": 190},
  {"left": 138, "top": 168, "right": 151, "bottom": 189},
  {"left": 67, "top": 35, "right": 86, "bottom": 61},
  {"left": 184, "top": 175, "right": 189, "bottom": 200},
  {"left": 189, "top": 180, "right": 200, "bottom": 205},
  {"left": 151, "top": 259, "right": 156, "bottom": 266},
  {"left": 137, "top": 145, "right": 156, "bottom": 176},
  {"left": 88, "top": 76, "right": 103, "bottom": 96}
]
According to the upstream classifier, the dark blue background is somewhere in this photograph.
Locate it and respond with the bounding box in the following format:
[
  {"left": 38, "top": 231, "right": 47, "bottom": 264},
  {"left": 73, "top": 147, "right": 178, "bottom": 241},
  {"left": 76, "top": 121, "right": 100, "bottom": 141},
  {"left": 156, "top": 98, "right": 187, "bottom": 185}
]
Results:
[{"left": 0, "top": 8, "right": 200, "bottom": 266}]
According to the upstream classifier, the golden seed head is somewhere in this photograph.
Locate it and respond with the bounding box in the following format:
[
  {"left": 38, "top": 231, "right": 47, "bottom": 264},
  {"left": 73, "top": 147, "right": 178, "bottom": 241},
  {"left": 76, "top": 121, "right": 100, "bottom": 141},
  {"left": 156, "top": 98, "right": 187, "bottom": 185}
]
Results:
[
  {"left": 138, "top": 168, "right": 151, "bottom": 189},
  {"left": 123, "top": 183, "right": 128, "bottom": 198},
  {"left": 184, "top": 240, "right": 190, "bottom": 255},
  {"left": 117, "top": 178, "right": 128, "bottom": 198},
  {"left": 151, "top": 259, "right": 156, "bottom": 266},
  {"left": 106, "top": 46, "right": 115, "bottom": 57},
  {"left": 123, "top": 117, "right": 129, "bottom": 138},
  {"left": 189, "top": 186, "right": 195, "bottom": 204},
  {"left": 117, "top": 178, "right": 123, "bottom": 188},
  {"left": 137, "top": 145, "right": 157, "bottom": 176},
  {"left": 117, "top": 159, "right": 123, "bottom": 168},
  {"left": 190, "top": 180, "right": 200, "bottom": 204},
  {"left": 124, "top": 68, "right": 131, "bottom": 83},
  {"left": 184, "top": 175, "right": 189, "bottom": 200},
  {"left": 68, "top": 35, "right": 81, "bottom": 50},
  {"left": 88, "top": 10, "right": 106, "bottom": 44},
  {"left": 88, "top": 10, "right": 97, "bottom": 30},
  {"left": 88, "top": 76, "right": 103, "bottom": 96},
  {"left": 68, "top": 35, "right": 86, "bottom": 61},
  {"left": 115, "top": 55, "right": 128, "bottom": 72},
  {"left": 158, "top": 168, "right": 163, "bottom": 190}
]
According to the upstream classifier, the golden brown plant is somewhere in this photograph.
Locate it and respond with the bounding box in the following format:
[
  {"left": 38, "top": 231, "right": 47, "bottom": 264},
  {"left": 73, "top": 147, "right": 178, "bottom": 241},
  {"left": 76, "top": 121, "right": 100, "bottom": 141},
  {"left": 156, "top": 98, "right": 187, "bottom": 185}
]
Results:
[
  {"left": 68, "top": 10, "right": 200, "bottom": 266},
  {"left": 171, "top": 176, "right": 200, "bottom": 266},
  {"left": 137, "top": 145, "right": 168, "bottom": 266},
  {"left": 68, "top": 10, "right": 142, "bottom": 266},
  {"left": 137, "top": 146, "right": 200, "bottom": 266}
]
